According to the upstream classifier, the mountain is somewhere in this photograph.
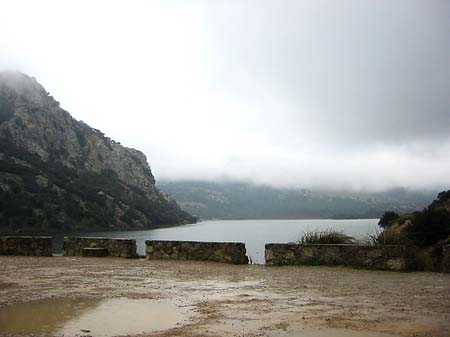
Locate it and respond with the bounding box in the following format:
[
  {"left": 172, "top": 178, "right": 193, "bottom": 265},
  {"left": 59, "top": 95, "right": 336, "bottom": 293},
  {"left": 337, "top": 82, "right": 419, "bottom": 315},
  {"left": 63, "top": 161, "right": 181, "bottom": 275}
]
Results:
[
  {"left": 0, "top": 72, "right": 195, "bottom": 233},
  {"left": 429, "top": 190, "right": 450, "bottom": 212},
  {"left": 158, "top": 180, "right": 436, "bottom": 220}
]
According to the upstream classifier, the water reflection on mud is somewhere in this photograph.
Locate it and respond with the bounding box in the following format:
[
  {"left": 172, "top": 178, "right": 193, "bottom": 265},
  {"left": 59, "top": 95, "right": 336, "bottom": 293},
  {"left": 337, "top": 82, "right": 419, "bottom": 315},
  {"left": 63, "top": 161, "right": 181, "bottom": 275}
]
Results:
[{"left": 0, "top": 297, "right": 192, "bottom": 336}]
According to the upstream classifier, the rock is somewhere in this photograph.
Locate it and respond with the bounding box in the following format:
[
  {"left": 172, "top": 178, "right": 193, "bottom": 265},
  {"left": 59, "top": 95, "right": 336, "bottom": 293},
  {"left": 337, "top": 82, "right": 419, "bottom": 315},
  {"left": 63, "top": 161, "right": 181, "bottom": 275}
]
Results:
[
  {"left": 265, "top": 243, "right": 406, "bottom": 271},
  {"left": 81, "top": 247, "right": 109, "bottom": 257},
  {"left": 0, "top": 71, "right": 196, "bottom": 232},
  {"left": 63, "top": 237, "right": 137, "bottom": 258},
  {"left": 145, "top": 240, "right": 249, "bottom": 264},
  {"left": 0, "top": 236, "right": 52, "bottom": 256}
]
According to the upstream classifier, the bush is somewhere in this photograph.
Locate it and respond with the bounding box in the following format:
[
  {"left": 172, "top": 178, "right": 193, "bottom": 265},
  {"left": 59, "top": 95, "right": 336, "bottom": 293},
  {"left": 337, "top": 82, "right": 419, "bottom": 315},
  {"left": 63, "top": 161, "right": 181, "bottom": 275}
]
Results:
[
  {"left": 368, "top": 227, "right": 408, "bottom": 245},
  {"left": 298, "top": 229, "right": 355, "bottom": 244},
  {"left": 378, "top": 211, "right": 399, "bottom": 229},
  {"left": 407, "top": 208, "right": 450, "bottom": 247},
  {"left": 374, "top": 190, "right": 450, "bottom": 271}
]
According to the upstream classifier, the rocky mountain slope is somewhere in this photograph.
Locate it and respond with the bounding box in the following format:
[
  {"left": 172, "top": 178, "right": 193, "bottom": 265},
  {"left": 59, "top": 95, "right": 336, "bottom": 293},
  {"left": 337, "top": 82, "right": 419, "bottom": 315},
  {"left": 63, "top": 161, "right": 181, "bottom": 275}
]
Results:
[
  {"left": 158, "top": 180, "right": 436, "bottom": 220},
  {"left": 0, "top": 72, "right": 195, "bottom": 232}
]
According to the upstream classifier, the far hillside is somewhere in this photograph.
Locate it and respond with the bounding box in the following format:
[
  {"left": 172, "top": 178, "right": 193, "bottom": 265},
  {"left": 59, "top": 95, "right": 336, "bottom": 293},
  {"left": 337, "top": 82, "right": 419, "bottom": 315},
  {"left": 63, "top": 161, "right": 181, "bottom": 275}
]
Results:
[{"left": 158, "top": 180, "right": 436, "bottom": 220}]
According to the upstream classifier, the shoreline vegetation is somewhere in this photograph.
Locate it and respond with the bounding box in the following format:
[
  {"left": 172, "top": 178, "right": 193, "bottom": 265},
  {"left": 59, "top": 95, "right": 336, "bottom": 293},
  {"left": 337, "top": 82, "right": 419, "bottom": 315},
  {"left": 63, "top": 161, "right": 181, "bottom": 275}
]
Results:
[
  {"left": 369, "top": 190, "right": 450, "bottom": 272},
  {"left": 291, "top": 189, "right": 450, "bottom": 272},
  {"left": 298, "top": 229, "right": 357, "bottom": 245},
  {"left": 2, "top": 185, "right": 450, "bottom": 272}
]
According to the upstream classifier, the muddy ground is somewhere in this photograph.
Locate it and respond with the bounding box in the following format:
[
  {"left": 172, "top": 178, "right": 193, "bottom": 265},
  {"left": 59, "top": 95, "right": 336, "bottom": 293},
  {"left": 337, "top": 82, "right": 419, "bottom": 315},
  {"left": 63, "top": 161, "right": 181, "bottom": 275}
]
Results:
[{"left": 0, "top": 256, "right": 449, "bottom": 337}]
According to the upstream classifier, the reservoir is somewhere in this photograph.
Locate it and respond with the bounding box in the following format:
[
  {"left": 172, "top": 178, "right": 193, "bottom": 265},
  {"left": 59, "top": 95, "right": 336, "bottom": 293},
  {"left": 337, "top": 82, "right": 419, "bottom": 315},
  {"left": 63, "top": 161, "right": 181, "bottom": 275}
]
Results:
[{"left": 51, "top": 219, "right": 379, "bottom": 264}]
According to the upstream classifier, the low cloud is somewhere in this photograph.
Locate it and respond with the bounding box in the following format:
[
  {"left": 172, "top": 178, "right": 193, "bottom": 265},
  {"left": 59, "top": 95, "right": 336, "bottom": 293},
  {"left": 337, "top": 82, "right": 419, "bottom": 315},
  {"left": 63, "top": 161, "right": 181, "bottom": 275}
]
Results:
[{"left": 1, "top": 0, "right": 449, "bottom": 191}]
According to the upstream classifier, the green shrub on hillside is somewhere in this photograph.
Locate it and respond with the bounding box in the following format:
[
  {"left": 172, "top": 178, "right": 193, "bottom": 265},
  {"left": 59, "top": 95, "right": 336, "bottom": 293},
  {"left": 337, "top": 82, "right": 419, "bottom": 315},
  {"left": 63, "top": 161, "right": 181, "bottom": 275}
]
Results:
[
  {"left": 378, "top": 211, "right": 399, "bottom": 229},
  {"left": 375, "top": 190, "right": 450, "bottom": 271},
  {"left": 407, "top": 208, "right": 450, "bottom": 247}
]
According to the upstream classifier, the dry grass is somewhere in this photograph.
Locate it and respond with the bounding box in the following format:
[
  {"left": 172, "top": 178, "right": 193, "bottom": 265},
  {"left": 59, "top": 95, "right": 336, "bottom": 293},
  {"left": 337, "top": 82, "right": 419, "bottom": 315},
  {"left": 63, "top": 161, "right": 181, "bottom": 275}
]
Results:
[
  {"left": 298, "top": 229, "right": 356, "bottom": 244},
  {"left": 368, "top": 227, "right": 407, "bottom": 246}
]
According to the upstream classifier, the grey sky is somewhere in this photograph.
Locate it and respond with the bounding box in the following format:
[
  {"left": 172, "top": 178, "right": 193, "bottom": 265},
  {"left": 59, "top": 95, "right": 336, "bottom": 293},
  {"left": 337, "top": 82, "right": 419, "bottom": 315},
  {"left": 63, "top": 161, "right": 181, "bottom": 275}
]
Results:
[{"left": 1, "top": 0, "right": 449, "bottom": 191}]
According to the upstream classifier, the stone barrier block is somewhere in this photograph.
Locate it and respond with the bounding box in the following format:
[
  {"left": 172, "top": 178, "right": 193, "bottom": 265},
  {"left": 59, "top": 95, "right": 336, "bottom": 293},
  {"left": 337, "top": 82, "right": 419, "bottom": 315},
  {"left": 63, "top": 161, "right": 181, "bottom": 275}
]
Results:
[
  {"left": 82, "top": 247, "right": 109, "bottom": 257},
  {"left": 63, "top": 237, "right": 137, "bottom": 258},
  {"left": 265, "top": 243, "right": 406, "bottom": 271},
  {"left": 145, "top": 240, "right": 249, "bottom": 264},
  {"left": 0, "top": 236, "right": 52, "bottom": 256}
]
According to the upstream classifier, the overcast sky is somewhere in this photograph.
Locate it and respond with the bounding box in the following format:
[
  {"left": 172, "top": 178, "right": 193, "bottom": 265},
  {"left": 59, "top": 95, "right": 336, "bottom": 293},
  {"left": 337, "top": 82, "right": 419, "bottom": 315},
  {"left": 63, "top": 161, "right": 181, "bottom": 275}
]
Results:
[{"left": 1, "top": 0, "right": 449, "bottom": 191}]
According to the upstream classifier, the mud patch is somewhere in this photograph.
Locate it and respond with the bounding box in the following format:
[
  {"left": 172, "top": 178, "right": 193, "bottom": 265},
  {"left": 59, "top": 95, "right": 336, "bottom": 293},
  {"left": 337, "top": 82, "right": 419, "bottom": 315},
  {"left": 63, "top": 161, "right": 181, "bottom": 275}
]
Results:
[
  {"left": 0, "top": 281, "right": 16, "bottom": 290},
  {"left": 0, "top": 297, "right": 193, "bottom": 336},
  {"left": 1, "top": 256, "right": 449, "bottom": 337},
  {"left": 271, "top": 327, "right": 399, "bottom": 337}
]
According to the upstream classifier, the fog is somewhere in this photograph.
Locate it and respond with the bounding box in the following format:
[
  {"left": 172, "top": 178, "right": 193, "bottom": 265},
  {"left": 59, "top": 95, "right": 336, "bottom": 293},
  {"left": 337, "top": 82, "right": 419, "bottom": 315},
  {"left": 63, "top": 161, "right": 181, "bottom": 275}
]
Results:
[{"left": 1, "top": 0, "right": 449, "bottom": 191}]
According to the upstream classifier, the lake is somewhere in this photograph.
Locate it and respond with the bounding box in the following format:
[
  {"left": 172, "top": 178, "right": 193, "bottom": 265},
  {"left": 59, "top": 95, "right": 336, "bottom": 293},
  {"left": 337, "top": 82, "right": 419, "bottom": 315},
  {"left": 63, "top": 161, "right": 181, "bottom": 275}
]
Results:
[{"left": 52, "top": 219, "right": 379, "bottom": 264}]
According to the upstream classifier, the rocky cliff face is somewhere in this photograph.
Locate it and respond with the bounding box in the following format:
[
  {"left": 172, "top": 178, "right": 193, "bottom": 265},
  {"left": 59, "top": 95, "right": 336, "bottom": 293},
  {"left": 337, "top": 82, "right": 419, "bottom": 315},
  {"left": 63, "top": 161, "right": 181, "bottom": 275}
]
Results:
[
  {"left": 429, "top": 190, "right": 450, "bottom": 213},
  {"left": 0, "top": 71, "right": 195, "bottom": 232}
]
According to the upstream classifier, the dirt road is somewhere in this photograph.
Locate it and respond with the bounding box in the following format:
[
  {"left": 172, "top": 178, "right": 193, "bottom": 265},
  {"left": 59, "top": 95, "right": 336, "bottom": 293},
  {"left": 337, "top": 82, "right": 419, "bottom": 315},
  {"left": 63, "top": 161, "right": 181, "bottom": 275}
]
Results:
[{"left": 0, "top": 256, "right": 449, "bottom": 337}]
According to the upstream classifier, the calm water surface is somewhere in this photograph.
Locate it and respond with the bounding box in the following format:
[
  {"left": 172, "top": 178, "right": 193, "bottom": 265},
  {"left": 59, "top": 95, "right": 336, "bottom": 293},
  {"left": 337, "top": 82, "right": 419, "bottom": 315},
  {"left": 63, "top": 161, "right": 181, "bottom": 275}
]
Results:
[
  {"left": 0, "top": 297, "right": 192, "bottom": 336},
  {"left": 53, "top": 219, "right": 379, "bottom": 264}
]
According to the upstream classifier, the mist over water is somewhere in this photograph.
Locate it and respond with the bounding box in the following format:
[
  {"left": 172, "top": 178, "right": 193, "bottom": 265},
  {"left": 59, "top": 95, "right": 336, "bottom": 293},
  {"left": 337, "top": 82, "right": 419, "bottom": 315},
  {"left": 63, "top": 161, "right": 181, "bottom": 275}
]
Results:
[{"left": 1, "top": 1, "right": 449, "bottom": 192}]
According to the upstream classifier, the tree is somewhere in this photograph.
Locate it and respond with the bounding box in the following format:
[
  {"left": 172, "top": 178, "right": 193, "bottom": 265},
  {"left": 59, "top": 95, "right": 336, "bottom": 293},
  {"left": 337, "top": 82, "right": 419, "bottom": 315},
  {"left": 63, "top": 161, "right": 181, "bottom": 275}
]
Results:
[
  {"left": 408, "top": 208, "right": 450, "bottom": 247},
  {"left": 378, "top": 211, "right": 399, "bottom": 229}
]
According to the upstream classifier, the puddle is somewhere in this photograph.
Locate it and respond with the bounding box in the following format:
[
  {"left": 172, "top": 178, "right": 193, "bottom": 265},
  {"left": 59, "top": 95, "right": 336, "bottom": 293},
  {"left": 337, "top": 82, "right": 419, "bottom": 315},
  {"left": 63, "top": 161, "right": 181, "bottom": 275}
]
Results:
[
  {"left": 0, "top": 297, "right": 192, "bottom": 336},
  {"left": 273, "top": 327, "right": 398, "bottom": 337},
  {"left": 196, "top": 280, "right": 261, "bottom": 290}
]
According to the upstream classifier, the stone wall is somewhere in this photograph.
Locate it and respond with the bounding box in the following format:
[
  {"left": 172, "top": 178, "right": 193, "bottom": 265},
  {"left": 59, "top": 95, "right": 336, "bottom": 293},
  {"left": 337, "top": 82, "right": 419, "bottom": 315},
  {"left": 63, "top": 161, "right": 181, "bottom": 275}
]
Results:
[
  {"left": 63, "top": 237, "right": 137, "bottom": 258},
  {"left": 145, "top": 240, "right": 249, "bottom": 264},
  {"left": 0, "top": 236, "right": 52, "bottom": 256},
  {"left": 265, "top": 243, "right": 406, "bottom": 271},
  {"left": 443, "top": 245, "right": 450, "bottom": 273}
]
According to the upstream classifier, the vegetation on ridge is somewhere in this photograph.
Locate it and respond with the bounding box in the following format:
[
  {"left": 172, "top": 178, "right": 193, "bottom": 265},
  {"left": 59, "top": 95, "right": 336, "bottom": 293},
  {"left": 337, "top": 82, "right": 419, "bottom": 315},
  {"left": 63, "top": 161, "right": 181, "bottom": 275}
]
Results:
[{"left": 372, "top": 190, "right": 450, "bottom": 271}]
